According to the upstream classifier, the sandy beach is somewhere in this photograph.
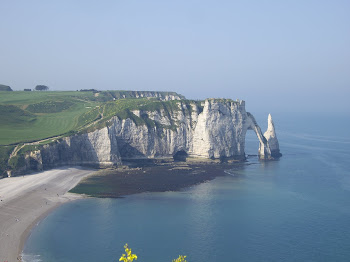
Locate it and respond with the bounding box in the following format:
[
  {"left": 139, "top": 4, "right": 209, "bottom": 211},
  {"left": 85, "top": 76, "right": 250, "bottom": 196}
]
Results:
[{"left": 0, "top": 167, "right": 96, "bottom": 262}]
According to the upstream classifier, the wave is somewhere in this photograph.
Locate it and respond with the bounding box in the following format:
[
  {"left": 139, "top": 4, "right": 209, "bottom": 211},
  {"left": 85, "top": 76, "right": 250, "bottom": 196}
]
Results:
[
  {"left": 21, "top": 253, "right": 42, "bottom": 262},
  {"left": 224, "top": 170, "right": 235, "bottom": 176}
]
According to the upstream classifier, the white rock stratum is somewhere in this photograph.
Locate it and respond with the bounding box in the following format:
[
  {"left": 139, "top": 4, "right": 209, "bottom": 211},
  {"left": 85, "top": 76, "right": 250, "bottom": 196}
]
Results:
[
  {"left": 19, "top": 98, "right": 281, "bottom": 173},
  {"left": 263, "top": 114, "right": 282, "bottom": 158}
]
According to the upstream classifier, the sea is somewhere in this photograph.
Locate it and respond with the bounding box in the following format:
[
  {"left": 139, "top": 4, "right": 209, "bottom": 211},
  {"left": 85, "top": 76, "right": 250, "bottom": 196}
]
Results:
[{"left": 22, "top": 112, "right": 350, "bottom": 262}]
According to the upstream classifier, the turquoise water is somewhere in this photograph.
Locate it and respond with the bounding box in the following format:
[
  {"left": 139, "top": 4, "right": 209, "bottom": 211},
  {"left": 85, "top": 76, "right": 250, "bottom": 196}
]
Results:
[{"left": 23, "top": 113, "right": 350, "bottom": 262}]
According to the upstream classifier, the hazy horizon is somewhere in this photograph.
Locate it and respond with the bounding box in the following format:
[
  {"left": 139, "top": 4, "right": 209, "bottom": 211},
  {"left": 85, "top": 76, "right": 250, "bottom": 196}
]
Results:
[{"left": 1, "top": 1, "right": 349, "bottom": 113}]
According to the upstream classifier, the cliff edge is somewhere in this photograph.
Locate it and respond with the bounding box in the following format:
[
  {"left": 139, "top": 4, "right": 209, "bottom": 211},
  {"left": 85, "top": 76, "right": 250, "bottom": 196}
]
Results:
[{"left": 7, "top": 97, "right": 281, "bottom": 175}]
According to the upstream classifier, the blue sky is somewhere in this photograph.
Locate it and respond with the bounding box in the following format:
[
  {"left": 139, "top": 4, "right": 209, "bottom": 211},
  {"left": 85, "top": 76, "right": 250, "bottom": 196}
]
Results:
[{"left": 1, "top": 0, "right": 349, "bottom": 113}]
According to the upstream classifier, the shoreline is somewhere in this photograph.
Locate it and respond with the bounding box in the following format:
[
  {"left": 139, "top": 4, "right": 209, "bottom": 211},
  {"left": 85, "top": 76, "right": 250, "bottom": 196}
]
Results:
[
  {"left": 70, "top": 160, "right": 239, "bottom": 198},
  {"left": 19, "top": 193, "right": 90, "bottom": 261},
  {"left": 2, "top": 161, "right": 245, "bottom": 261},
  {"left": 19, "top": 201, "right": 61, "bottom": 260},
  {"left": 0, "top": 167, "right": 96, "bottom": 262}
]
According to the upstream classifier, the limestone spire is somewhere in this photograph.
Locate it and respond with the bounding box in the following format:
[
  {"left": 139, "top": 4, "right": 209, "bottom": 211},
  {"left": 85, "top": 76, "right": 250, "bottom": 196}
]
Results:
[
  {"left": 265, "top": 114, "right": 276, "bottom": 138},
  {"left": 263, "top": 114, "right": 282, "bottom": 158}
]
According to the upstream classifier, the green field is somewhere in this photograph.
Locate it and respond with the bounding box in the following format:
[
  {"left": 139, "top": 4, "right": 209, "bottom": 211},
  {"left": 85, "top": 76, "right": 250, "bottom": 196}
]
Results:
[
  {"left": 0, "top": 91, "right": 102, "bottom": 145},
  {"left": 0, "top": 90, "right": 190, "bottom": 145}
]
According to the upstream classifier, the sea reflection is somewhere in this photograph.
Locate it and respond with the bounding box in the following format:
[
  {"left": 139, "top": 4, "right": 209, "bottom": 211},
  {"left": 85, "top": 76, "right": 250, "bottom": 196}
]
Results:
[
  {"left": 187, "top": 181, "right": 216, "bottom": 253},
  {"left": 23, "top": 113, "right": 350, "bottom": 262}
]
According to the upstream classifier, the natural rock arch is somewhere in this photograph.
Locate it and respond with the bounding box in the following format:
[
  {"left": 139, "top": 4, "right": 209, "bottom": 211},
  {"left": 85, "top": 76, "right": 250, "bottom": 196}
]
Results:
[{"left": 245, "top": 113, "right": 281, "bottom": 160}]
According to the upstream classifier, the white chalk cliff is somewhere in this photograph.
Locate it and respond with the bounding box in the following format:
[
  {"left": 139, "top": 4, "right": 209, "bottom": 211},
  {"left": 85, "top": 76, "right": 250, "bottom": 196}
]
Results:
[{"left": 21, "top": 98, "right": 281, "bottom": 172}]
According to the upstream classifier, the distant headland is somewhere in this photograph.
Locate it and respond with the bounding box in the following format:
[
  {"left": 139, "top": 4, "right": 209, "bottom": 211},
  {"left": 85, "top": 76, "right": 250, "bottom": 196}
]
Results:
[{"left": 0, "top": 89, "right": 281, "bottom": 177}]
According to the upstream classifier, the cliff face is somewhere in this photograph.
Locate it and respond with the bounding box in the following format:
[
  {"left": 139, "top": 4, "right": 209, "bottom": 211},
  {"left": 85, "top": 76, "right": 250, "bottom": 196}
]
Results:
[
  {"left": 41, "top": 127, "right": 121, "bottom": 168},
  {"left": 21, "top": 99, "right": 281, "bottom": 173},
  {"left": 113, "top": 99, "right": 260, "bottom": 160},
  {"left": 22, "top": 127, "right": 121, "bottom": 173},
  {"left": 192, "top": 100, "right": 249, "bottom": 159},
  {"left": 112, "top": 100, "right": 198, "bottom": 159}
]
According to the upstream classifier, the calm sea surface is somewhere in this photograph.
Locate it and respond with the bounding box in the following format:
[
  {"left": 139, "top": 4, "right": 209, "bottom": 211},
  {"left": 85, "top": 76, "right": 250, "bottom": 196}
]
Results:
[{"left": 23, "top": 112, "right": 350, "bottom": 262}]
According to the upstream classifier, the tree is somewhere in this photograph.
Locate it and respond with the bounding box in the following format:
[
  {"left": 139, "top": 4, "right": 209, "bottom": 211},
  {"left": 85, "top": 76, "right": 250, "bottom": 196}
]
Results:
[{"left": 35, "top": 85, "right": 49, "bottom": 91}]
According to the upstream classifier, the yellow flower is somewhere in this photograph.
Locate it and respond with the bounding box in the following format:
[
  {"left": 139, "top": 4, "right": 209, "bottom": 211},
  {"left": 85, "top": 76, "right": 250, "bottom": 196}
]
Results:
[
  {"left": 172, "top": 255, "right": 187, "bottom": 262},
  {"left": 119, "top": 244, "right": 138, "bottom": 262},
  {"left": 118, "top": 243, "right": 186, "bottom": 262}
]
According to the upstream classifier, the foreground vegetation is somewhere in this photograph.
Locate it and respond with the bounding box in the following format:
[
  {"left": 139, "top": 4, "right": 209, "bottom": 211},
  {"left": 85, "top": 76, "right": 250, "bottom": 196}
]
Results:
[{"left": 119, "top": 244, "right": 187, "bottom": 262}]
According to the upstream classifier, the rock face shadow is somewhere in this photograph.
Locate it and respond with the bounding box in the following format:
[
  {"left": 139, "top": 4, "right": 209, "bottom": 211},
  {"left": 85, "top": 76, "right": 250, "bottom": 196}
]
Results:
[
  {"left": 116, "top": 140, "right": 147, "bottom": 159},
  {"left": 40, "top": 134, "right": 100, "bottom": 169}
]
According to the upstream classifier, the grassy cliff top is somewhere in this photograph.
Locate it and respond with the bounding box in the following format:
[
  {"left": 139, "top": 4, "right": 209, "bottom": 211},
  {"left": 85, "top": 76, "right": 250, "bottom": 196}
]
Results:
[
  {"left": 82, "top": 98, "right": 203, "bottom": 133},
  {"left": 0, "top": 90, "right": 184, "bottom": 104},
  {"left": 102, "top": 90, "right": 185, "bottom": 100},
  {"left": 0, "top": 91, "right": 187, "bottom": 145},
  {"left": 0, "top": 92, "right": 100, "bottom": 145},
  {"left": 0, "top": 90, "right": 244, "bottom": 146}
]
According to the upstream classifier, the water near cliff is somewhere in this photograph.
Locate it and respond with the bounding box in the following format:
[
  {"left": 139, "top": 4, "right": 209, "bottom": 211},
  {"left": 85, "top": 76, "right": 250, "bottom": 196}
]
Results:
[{"left": 23, "top": 112, "right": 350, "bottom": 262}]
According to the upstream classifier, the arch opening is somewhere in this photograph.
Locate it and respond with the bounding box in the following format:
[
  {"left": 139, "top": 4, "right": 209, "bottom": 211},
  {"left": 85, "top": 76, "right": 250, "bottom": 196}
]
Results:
[
  {"left": 245, "top": 112, "right": 272, "bottom": 160},
  {"left": 245, "top": 130, "right": 260, "bottom": 157}
]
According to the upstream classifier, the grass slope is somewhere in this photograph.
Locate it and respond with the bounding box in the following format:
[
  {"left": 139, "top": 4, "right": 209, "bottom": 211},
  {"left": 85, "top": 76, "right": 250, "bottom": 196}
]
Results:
[
  {"left": 83, "top": 98, "right": 202, "bottom": 132},
  {"left": 0, "top": 91, "right": 189, "bottom": 145},
  {"left": 0, "top": 105, "right": 36, "bottom": 125},
  {"left": 0, "top": 92, "right": 101, "bottom": 145}
]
